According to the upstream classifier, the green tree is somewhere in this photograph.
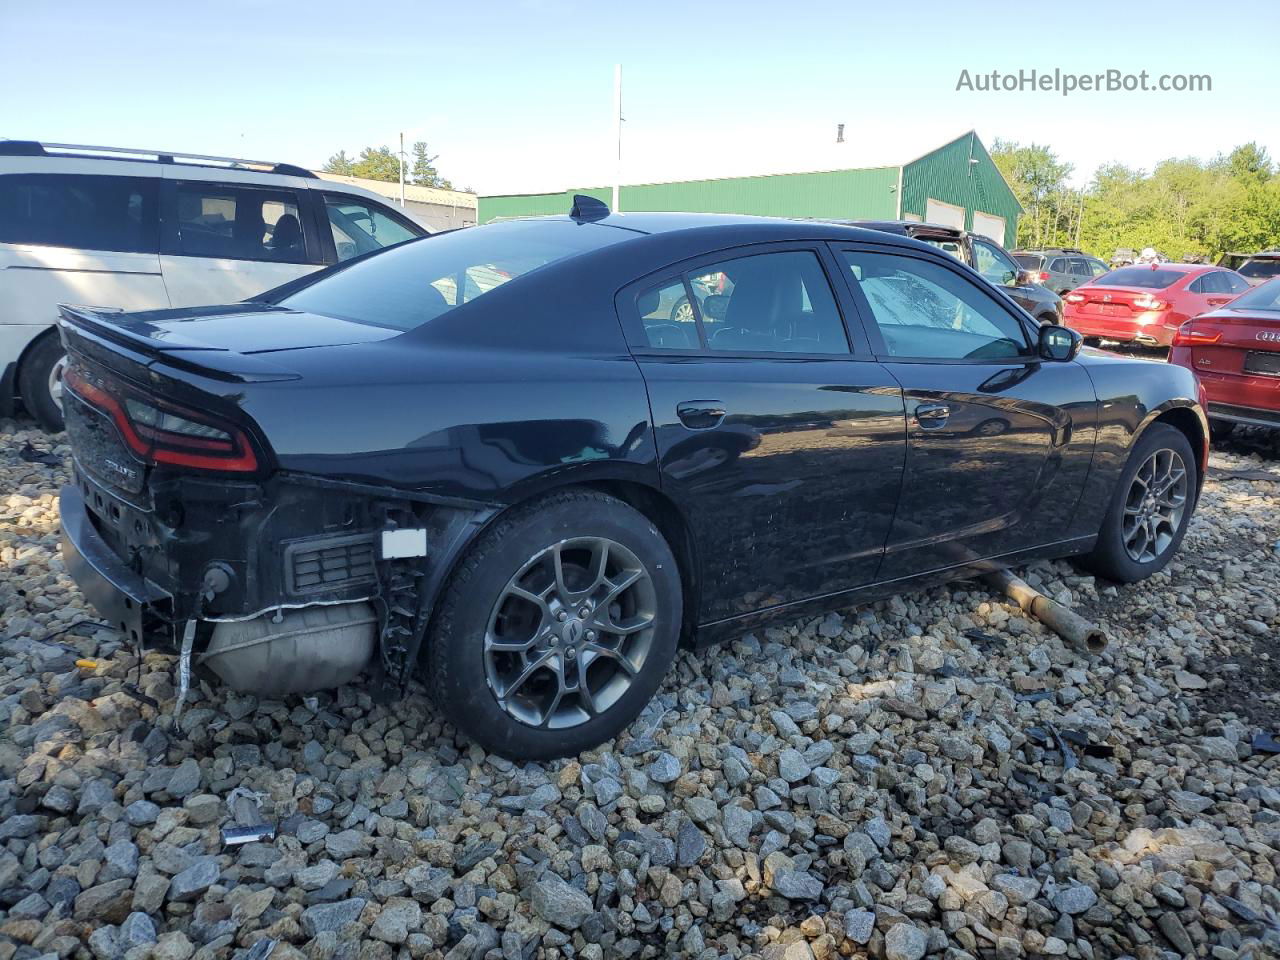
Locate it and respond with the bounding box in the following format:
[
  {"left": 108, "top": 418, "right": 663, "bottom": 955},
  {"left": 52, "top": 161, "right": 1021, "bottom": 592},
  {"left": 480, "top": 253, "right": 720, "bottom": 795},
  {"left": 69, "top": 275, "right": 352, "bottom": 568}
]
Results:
[
  {"left": 350, "top": 145, "right": 402, "bottom": 183},
  {"left": 990, "top": 139, "right": 1075, "bottom": 249},
  {"left": 321, "top": 150, "right": 355, "bottom": 176},
  {"left": 409, "top": 141, "right": 453, "bottom": 189}
]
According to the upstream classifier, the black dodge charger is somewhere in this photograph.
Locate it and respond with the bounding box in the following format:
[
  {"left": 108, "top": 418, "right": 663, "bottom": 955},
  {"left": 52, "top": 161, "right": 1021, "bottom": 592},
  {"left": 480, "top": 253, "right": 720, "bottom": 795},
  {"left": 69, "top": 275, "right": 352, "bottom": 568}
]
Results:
[{"left": 58, "top": 202, "right": 1208, "bottom": 759}]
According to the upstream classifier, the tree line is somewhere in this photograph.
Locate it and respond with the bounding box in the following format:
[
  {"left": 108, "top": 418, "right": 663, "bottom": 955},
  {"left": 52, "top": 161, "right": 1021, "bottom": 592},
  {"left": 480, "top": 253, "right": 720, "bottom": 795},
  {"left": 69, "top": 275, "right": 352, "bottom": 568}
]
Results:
[
  {"left": 991, "top": 139, "right": 1280, "bottom": 260},
  {"left": 322, "top": 143, "right": 468, "bottom": 193}
]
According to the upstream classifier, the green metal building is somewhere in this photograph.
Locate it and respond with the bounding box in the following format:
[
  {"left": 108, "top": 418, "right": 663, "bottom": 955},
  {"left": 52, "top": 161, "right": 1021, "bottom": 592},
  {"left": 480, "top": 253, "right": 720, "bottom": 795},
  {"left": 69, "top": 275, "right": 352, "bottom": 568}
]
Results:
[{"left": 478, "top": 131, "right": 1023, "bottom": 248}]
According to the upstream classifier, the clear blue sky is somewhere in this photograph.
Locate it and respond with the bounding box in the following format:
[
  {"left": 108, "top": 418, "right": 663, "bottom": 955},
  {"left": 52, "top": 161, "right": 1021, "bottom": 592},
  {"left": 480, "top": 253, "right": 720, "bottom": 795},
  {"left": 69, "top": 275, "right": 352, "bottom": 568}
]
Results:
[{"left": 4, "top": 0, "right": 1275, "bottom": 195}]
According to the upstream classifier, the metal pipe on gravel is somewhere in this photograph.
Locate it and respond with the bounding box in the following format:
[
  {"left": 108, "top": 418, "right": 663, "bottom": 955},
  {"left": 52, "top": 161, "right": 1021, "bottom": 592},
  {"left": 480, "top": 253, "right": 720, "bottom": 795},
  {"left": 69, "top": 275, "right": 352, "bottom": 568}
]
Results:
[{"left": 983, "top": 569, "right": 1108, "bottom": 657}]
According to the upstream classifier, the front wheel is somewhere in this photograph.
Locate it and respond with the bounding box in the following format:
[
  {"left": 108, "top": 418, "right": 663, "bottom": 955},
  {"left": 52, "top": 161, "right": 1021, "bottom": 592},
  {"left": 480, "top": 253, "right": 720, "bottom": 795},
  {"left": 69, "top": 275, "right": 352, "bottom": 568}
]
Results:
[
  {"left": 18, "top": 334, "right": 67, "bottom": 432},
  {"left": 427, "top": 490, "right": 682, "bottom": 760},
  {"left": 1081, "top": 423, "right": 1196, "bottom": 583}
]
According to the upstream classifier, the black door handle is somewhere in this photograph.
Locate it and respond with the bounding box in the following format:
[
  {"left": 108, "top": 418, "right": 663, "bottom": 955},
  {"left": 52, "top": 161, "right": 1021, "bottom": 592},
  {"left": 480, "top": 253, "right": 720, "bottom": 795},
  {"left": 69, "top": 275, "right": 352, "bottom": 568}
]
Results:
[{"left": 676, "top": 401, "right": 726, "bottom": 430}]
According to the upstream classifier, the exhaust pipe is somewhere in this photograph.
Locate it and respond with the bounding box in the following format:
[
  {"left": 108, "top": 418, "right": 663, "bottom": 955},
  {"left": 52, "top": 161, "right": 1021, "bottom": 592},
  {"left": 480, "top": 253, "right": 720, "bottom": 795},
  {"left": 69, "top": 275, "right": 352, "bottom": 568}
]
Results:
[{"left": 983, "top": 569, "right": 1108, "bottom": 657}]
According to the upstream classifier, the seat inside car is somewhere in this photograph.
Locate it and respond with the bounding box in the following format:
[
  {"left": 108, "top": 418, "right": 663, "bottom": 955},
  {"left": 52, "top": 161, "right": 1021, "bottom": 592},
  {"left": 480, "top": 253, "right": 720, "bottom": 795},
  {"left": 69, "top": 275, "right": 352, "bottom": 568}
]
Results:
[{"left": 270, "top": 214, "right": 302, "bottom": 258}]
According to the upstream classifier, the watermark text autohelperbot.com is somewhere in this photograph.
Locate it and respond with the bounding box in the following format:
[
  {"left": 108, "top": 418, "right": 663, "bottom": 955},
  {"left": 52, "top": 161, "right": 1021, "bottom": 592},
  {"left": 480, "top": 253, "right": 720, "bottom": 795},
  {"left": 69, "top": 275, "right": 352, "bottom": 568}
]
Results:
[{"left": 956, "top": 68, "right": 1211, "bottom": 96}]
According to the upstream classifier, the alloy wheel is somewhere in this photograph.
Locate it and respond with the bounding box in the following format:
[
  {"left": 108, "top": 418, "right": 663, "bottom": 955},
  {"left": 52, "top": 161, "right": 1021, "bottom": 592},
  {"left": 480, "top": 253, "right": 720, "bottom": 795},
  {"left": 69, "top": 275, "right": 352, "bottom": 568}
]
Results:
[
  {"left": 1121, "top": 447, "right": 1188, "bottom": 564},
  {"left": 670, "top": 299, "right": 695, "bottom": 324},
  {"left": 483, "top": 537, "right": 657, "bottom": 729}
]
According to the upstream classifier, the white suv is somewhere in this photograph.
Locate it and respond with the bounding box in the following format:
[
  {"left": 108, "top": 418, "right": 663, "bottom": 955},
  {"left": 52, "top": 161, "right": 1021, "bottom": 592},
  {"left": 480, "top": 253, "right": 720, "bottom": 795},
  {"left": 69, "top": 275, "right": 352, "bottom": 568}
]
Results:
[{"left": 1, "top": 140, "right": 428, "bottom": 430}]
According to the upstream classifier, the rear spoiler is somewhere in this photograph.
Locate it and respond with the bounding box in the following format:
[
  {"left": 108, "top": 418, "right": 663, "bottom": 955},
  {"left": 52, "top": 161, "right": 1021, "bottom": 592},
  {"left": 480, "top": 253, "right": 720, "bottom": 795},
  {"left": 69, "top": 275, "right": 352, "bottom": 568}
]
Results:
[{"left": 57, "top": 305, "right": 301, "bottom": 384}]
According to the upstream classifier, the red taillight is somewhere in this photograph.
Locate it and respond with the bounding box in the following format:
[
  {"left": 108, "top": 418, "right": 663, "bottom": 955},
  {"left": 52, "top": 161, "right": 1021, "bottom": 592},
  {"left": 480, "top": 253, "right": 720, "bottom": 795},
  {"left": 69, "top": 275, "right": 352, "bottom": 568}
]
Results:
[
  {"left": 1132, "top": 294, "right": 1169, "bottom": 311},
  {"left": 64, "top": 366, "right": 259, "bottom": 473},
  {"left": 1172, "top": 324, "right": 1222, "bottom": 346},
  {"left": 1065, "top": 292, "right": 1085, "bottom": 303},
  {"left": 1038, "top": 271, "right": 1050, "bottom": 283}
]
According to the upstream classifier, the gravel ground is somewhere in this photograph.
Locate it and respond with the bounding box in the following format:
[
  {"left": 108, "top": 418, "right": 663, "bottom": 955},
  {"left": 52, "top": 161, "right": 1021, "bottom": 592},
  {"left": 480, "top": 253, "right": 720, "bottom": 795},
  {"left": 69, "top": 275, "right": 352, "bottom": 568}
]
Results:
[{"left": 2, "top": 415, "right": 1278, "bottom": 960}]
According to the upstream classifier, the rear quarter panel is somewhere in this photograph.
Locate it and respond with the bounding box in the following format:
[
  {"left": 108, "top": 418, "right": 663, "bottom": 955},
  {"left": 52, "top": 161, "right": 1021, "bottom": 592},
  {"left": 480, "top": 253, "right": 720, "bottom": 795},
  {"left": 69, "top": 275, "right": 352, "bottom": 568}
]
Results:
[{"left": 1071, "top": 349, "right": 1206, "bottom": 536}]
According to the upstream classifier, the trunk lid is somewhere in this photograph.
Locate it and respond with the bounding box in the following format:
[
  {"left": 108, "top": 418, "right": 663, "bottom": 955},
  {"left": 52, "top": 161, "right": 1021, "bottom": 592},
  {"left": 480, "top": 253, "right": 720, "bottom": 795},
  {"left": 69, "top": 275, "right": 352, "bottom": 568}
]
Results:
[
  {"left": 1184, "top": 308, "right": 1280, "bottom": 375},
  {"left": 1070, "top": 284, "right": 1164, "bottom": 318}
]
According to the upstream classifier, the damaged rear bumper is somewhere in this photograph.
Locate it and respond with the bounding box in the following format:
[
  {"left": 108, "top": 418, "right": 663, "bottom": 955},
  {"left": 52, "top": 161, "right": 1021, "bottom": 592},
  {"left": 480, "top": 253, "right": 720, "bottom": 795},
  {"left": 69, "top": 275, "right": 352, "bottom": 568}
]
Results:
[{"left": 60, "top": 483, "right": 172, "bottom": 644}]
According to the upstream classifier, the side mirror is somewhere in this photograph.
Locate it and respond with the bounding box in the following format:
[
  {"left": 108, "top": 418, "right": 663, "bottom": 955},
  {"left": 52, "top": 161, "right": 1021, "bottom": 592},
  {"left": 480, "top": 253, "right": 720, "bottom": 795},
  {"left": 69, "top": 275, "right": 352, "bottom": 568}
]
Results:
[
  {"left": 1038, "top": 323, "right": 1082, "bottom": 362},
  {"left": 700, "top": 294, "right": 729, "bottom": 321}
]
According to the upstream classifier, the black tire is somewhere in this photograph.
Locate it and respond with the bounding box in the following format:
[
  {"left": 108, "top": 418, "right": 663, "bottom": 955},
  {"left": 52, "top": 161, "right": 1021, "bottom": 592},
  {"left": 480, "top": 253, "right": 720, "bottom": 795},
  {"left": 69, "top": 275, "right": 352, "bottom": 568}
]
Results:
[
  {"left": 1081, "top": 423, "right": 1196, "bottom": 583},
  {"left": 427, "top": 489, "right": 682, "bottom": 760},
  {"left": 18, "top": 333, "right": 67, "bottom": 432}
]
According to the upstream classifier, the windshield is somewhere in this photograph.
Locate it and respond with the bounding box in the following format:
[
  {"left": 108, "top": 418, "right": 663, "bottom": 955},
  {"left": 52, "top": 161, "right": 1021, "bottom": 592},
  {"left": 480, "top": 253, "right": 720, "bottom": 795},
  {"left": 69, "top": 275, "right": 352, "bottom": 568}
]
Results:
[
  {"left": 1239, "top": 258, "right": 1280, "bottom": 280},
  {"left": 279, "top": 219, "right": 628, "bottom": 331},
  {"left": 1225, "top": 276, "right": 1280, "bottom": 311},
  {"left": 1093, "top": 267, "right": 1184, "bottom": 290}
]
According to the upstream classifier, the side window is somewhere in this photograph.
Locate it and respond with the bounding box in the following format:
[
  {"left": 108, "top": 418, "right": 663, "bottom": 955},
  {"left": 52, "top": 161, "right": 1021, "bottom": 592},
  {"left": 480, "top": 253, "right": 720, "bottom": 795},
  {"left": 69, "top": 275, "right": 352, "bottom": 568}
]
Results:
[
  {"left": 972, "top": 240, "right": 1019, "bottom": 286},
  {"left": 323, "top": 196, "right": 420, "bottom": 262},
  {"left": 636, "top": 279, "right": 700, "bottom": 349},
  {"left": 0, "top": 173, "right": 159, "bottom": 253},
  {"left": 1090, "top": 260, "right": 1109, "bottom": 277},
  {"left": 174, "top": 183, "right": 307, "bottom": 263},
  {"left": 700, "top": 251, "right": 848, "bottom": 354},
  {"left": 1224, "top": 272, "right": 1251, "bottom": 293},
  {"left": 634, "top": 252, "right": 847, "bottom": 354},
  {"left": 1203, "top": 271, "right": 1237, "bottom": 294},
  {"left": 1069, "top": 258, "right": 1092, "bottom": 277},
  {"left": 1187, "top": 276, "right": 1204, "bottom": 294},
  {"left": 1049, "top": 257, "right": 1067, "bottom": 273},
  {"left": 842, "top": 250, "right": 1032, "bottom": 361}
]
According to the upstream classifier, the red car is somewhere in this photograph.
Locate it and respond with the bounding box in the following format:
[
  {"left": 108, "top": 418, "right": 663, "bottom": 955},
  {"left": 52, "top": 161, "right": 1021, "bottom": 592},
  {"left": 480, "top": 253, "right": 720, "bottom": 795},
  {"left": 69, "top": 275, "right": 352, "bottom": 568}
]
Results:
[
  {"left": 1170, "top": 277, "right": 1280, "bottom": 432},
  {"left": 1063, "top": 263, "right": 1250, "bottom": 347}
]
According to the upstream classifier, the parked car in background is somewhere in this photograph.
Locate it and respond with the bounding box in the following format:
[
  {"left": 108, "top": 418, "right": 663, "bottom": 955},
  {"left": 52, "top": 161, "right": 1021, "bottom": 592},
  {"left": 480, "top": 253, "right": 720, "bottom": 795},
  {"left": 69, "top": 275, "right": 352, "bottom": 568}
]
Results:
[
  {"left": 0, "top": 140, "right": 427, "bottom": 430},
  {"left": 851, "top": 221, "right": 1063, "bottom": 325},
  {"left": 1169, "top": 276, "right": 1280, "bottom": 434},
  {"left": 1236, "top": 251, "right": 1280, "bottom": 287},
  {"left": 1013, "top": 248, "right": 1110, "bottom": 295},
  {"left": 1063, "top": 263, "right": 1250, "bottom": 347},
  {"left": 59, "top": 203, "right": 1207, "bottom": 759}
]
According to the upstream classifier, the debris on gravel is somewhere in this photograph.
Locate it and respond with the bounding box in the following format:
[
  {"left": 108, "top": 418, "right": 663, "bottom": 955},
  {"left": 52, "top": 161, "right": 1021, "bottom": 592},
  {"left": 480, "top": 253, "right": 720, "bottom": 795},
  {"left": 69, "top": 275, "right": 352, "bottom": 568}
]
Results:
[{"left": 2, "top": 415, "right": 1279, "bottom": 959}]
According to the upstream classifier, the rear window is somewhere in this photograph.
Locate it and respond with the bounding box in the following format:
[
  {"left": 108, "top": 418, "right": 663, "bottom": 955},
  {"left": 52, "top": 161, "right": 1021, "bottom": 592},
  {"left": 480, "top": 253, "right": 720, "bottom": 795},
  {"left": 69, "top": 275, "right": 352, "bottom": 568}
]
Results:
[
  {"left": 0, "top": 173, "right": 159, "bottom": 253},
  {"left": 1094, "top": 267, "right": 1184, "bottom": 289},
  {"left": 1224, "top": 277, "right": 1280, "bottom": 311},
  {"left": 279, "top": 219, "right": 626, "bottom": 331},
  {"left": 1014, "top": 254, "right": 1042, "bottom": 269},
  {"left": 1239, "top": 258, "right": 1280, "bottom": 280}
]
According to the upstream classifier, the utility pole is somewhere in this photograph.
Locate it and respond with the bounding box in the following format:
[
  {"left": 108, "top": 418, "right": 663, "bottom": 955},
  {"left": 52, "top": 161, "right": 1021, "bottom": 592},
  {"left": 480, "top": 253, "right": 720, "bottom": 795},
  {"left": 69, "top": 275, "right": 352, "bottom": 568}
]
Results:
[
  {"left": 1075, "top": 190, "right": 1085, "bottom": 248},
  {"left": 399, "top": 131, "right": 406, "bottom": 208},
  {"left": 613, "top": 64, "right": 622, "bottom": 213}
]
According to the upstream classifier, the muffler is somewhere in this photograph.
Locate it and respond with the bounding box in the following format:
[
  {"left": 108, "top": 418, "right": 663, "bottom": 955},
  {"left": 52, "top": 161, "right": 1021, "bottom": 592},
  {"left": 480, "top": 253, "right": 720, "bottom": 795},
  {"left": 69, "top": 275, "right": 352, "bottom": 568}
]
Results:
[{"left": 201, "top": 602, "right": 377, "bottom": 695}]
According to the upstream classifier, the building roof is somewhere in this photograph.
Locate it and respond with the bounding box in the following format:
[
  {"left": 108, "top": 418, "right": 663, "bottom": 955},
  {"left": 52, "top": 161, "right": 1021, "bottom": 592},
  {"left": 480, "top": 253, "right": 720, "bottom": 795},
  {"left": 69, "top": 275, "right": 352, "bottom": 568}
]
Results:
[
  {"left": 482, "top": 130, "right": 993, "bottom": 200},
  {"left": 317, "top": 173, "right": 476, "bottom": 208}
]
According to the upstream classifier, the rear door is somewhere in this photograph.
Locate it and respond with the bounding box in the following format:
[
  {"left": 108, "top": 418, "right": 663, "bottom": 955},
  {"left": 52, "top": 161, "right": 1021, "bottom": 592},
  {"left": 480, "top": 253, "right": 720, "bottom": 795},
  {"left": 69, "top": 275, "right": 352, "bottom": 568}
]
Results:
[
  {"left": 620, "top": 243, "right": 907, "bottom": 623},
  {"left": 0, "top": 171, "right": 169, "bottom": 322},
  {"left": 832, "top": 242, "right": 1096, "bottom": 579},
  {"left": 158, "top": 174, "right": 323, "bottom": 307}
]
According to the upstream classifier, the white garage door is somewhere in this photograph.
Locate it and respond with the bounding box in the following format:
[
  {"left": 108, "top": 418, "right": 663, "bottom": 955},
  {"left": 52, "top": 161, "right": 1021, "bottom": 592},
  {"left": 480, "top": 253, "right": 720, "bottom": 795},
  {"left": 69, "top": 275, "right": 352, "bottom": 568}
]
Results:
[
  {"left": 924, "top": 198, "right": 965, "bottom": 230},
  {"left": 972, "top": 211, "right": 1007, "bottom": 244}
]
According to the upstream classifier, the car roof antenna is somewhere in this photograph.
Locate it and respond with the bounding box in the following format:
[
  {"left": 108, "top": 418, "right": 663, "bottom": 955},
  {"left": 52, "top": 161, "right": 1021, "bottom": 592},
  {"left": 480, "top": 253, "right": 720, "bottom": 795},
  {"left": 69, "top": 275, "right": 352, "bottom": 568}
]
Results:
[{"left": 570, "top": 194, "right": 610, "bottom": 222}]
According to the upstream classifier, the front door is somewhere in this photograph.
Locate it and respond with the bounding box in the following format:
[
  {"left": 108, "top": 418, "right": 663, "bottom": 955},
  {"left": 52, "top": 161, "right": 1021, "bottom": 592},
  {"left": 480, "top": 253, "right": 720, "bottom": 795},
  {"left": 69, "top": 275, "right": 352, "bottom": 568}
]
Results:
[
  {"left": 622, "top": 245, "right": 907, "bottom": 623},
  {"left": 159, "top": 179, "right": 320, "bottom": 307},
  {"left": 834, "top": 243, "right": 1096, "bottom": 580}
]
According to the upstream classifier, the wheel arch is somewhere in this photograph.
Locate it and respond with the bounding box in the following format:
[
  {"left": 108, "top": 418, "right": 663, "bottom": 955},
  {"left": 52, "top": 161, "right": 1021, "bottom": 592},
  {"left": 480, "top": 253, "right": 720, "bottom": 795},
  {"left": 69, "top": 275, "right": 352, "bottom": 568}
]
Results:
[
  {"left": 420, "top": 474, "right": 702, "bottom": 673},
  {"left": 1141, "top": 401, "right": 1208, "bottom": 498}
]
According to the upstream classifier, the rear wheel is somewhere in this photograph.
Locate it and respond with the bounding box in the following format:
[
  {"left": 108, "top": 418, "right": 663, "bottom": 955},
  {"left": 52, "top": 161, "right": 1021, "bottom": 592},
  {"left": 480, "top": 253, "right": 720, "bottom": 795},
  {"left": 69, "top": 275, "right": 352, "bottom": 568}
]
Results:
[
  {"left": 427, "top": 490, "right": 682, "bottom": 760},
  {"left": 1081, "top": 423, "right": 1196, "bottom": 583},
  {"left": 669, "top": 297, "right": 694, "bottom": 324},
  {"left": 18, "top": 333, "right": 67, "bottom": 432}
]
